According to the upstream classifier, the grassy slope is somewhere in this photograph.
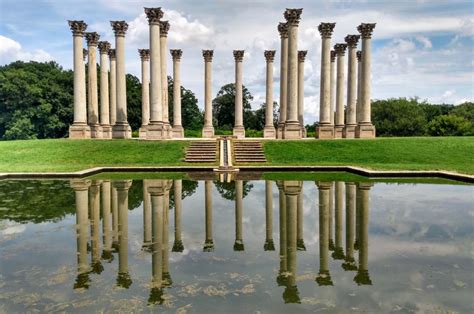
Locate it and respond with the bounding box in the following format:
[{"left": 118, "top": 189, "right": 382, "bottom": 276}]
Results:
[{"left": 262, "top": 137, "right": 474, "bottom": 174}]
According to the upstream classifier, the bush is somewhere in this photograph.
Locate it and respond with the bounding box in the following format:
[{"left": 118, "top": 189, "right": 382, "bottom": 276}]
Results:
[
  {"left": 427, "top": 115, "right": 473, "bottom": 136},
  {"left": 184, "top": 129, "right": 202, "bottom": 138}
]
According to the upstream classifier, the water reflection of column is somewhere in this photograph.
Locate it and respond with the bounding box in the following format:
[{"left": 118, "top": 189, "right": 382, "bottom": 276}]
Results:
[
  {"left": 72, "top": 179, "right": 91, "bottom": 289},
  {"left": 328, "top": 182, "right": 335, "bottom": 251},
  {"left": 204, "top": 180, "right": 214, "bottom": 252},
  {"left": 316, "top": 182, "right": 333, "bottom": 286},
  {"left": 111, "top": 185, "right": 119, "bottom": 250},
  {"left": 234, "top": 180, "right": 244, "bottom": 251},
  {"left": 101, "top": 180, "right": 113, "bottom": 262},
  {"left": 264, "top": 181, "right": 275, "bottom": 251},
  {"left": 162, "top": 181, "right": 172, "bottom": 286},
  {"left": 342, "top": 182, "right": 357, "bottom": 271},
  {"left": 115, "top": 180, "right": 132, "bottom": 288},
  {"left": 332, "top": 182, "right": 345, "bottom": 260},
  {"left": 296, "top": 185, "right": 305, "bottom": 251},
  {"left": 148, "top": 180, "right": 164, "bottom": 304},
  {"left": 354, "top": 182, "right": 372, "bottom": 285},
  {"left": 142, "top": 180, "right": 152, "bottom": 251},
  {"left": 172, "top": 180, "right": 184, "bottom": 252},
  {"left": 89, "top": 180, "right": 103, "bottom": 274},
  {"left": 276, "top": 181, "right": 287, "bottom": 285}
]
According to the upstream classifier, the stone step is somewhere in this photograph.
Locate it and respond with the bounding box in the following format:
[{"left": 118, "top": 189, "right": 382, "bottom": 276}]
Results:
[{"left": 185, "top": 141, "right": 218, "bottom": 164}]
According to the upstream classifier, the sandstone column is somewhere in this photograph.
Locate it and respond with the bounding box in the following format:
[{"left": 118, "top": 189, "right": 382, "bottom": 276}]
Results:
[
  {"left": 108, "top": 49, "right": 117, "bottom": 126},
  {"left": 162, "top": 181, "right": 172, "bottom": 286},
  {"left": 297, "top": 186, "right": 305, "bottom": 251},
  {"left": 334, "top": 43, "right": 347, "bottom": 139},
  {"left": 89, "top": 180, "right": 102, "bottom": 273},
  {"left": 204, "top": 180, "right": 214, "bottom": 252},
  {"left": 145, "top": 8, "right": 165, "bottom": 139},
  {"left": 233, "top": 50, "right": 245, "bottom": 138},
  {"left": 276, "top": 181, "right": 287, "bottom": 282},
  {"left": 111, "top": 21, "right": 131, "bottom": 138},
  {"left": 356, "top": 23, "right": 376, "bottom": 138},
  {"left": 85, "top": 32, "right": 102, "bottom": 138},
  {"left": 342, "top": 182, "right": 357, "bottom": 271},
  {"left": 142, "top": 180, "right": 152, "bottom": 251},
  {"left": 264, "top": 50, "right": 276, "bottom": 138},
  {"left": 317, "top": 22, "right": 336, "bottom": 139},
  {"left": 354, "top": 182, "right": 373, "bottom": 285},
  {"left": 264, "top": 181, "right": 275, "bottom": 250},
  {"left": 344, "top": 35, "right": 360, "bottom": 138},
  {"left": 202, "top": 50, "right": 214, "bottom": 137},
  {"left": 160, "top": 21, "right": 172, "bottom": 138},
  {"left": 316, "top": 181, "right": 333, "bottom": 286},
  {"left": 330, "top": 50, "right": 336, "bottom": 126},
  {"left": 98, "top": 41, "right": 112, "bottom": 139},
  {"left": 283, "top": 8, "right": 303, "bottom": 139},
  {"left": 297, "top": 50, "right": 307, "bottom": 137},
  {"left": 101, "top": 180, "right": 113, "bottom": 261},
  {"left": 333, "top": 181, "right": 345, "bottom": 259},
  {"left": 172, "top": 180, "right": 184, "bottom": 252},
  {"left": 114, "top": 180, "right": 132, "bottom": 288},
  {"left": 356, "top": 51, "right": 362, "bottom": 124},
  {"left": 277, "top": 22, "right": 288, "bottom": 139},
  {"left": 328, "top": 182, "right": 335, "bottom": 251},
  {"left": 68, "top": 21, "right": 90, "bottom": 139},
  {"left": 234, "top": 180, "right": 244, "bottom": 251},
  {"left": 111, "top": 185, "right": 119, "bottom": 247},
  {"left": 171, "top": 49, "right": 184, "bottom": 138},
  {"left": 138, "top": 49, "right": 150, "bottom": 138},
  {"left": 148, "top": 180, "right": 164, "bottom": 294}
]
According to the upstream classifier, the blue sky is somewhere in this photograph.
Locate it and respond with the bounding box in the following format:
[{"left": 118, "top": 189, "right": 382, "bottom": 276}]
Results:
[{"left": 1, "top": 0, "right": 473, "bottom": 123}]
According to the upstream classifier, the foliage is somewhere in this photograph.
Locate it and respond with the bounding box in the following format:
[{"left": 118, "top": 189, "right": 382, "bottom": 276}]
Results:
[
  {"left": 126, "top": 74, "right": 142, "bottom": 131},
  {"left": 212, "top": 83, "right": 253, "bottom": 129},
  {"left": 168, "top": 76, "right": 204, "bottom": 130},
  {"left": 427, "top": 115, "right": 473, "bottom": 136},
  {"left": 214, "top": 181, "right": 254, "bottom": 200}
]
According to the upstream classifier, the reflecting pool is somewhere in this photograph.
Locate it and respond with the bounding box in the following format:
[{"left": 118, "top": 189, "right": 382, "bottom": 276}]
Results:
[{"left": 0, "top": 174, "right": 473, "bottom": 312}]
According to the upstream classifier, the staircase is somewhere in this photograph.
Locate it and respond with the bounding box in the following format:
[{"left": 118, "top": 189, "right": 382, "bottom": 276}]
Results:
[
  {"left": 233, "top": 140, "right": 267, "bottom": 163},
  {"left": 184, "top": 141, "right": 218, "bottom": 163}
]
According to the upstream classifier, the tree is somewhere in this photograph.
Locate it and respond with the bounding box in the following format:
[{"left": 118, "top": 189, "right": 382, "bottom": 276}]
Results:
[
  {"left": 427, "top": 115, "right": 472, "bottom": 136},
  {"left": 168, "top": 76, "right": 203, "bottom": 130},
  {"left": 126, "top": 74, "right": 142, "bottom": 131},
  {"left": 212, "top": 83, "right": 253, "bottom": 129},
  {"left": 450, "top": 101, "right": 474, "bottom": 122}
]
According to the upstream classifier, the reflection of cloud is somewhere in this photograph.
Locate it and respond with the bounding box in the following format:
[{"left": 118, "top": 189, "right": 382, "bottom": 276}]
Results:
[{"left": 1, "top": 222, "right": 26, "bottom": 235}]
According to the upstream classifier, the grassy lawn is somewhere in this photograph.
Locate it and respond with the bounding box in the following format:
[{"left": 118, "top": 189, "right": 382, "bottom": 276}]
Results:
[{"left": 262, "top": 137, "right": 474, "bottom": 174}]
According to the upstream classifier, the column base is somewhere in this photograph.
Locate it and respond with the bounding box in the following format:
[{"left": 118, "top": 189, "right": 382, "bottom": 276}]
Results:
[
  {"left": 172, "top": 126, "right": 184, "bottom": 138},
  {"left": 283, "top": 121, "right": 302, "bottom": 139},
  {"left": 202, "top": 125, "right": 215, "bottom": 138},
  {"left": 263, "top": 126, "right": 276, "bottom": 139},
  {"left": 101, "top": 125, "right": 112, "bottom": 139},
  {"left": 343, "top": 124, "right": 356, "bottom": 138},
  {"left": 112, "top": 123, "right": 132, "bottom": 139},
  {"left": 90, "top": 124, "right": 103, "bottom": 139},
  {"left": 355, "top": 123, "right": 376, "bottom": 138},
  {"left": 146, "top": 122, "right": 166, "bottom": 140},
  {"left": 163, "top": 122, "right": 173, "bottom": 139},
  {"left": 317, "top": 124, "right": 335, "bottom": 139},
  {"left": 334, "top": 125, "right": 344, "bottom": 139},
  {"left": 233, "top": 126, "right": 245, "bottom": 139},
  {"left": 139, "top": 126, "right": 148, "bottom": 139},
  {"left": 276, "top": 123, "right": 284, "bottom": 139},
  {"left": 69, "top": 123, "right": 91, "bottom": 139}
]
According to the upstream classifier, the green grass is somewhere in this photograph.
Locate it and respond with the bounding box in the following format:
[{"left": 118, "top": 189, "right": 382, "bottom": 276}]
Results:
[{"left": 262, "top": 137, "right": 474, "bottom": 174}]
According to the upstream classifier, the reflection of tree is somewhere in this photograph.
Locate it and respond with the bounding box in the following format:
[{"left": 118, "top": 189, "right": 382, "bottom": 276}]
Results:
[
  {"left": 116, "top": 272, "right": 132, "bottom": 289},
  {"left": 283, "top": 285, "right": 301, "bottom": 304},
  {"left": 127, "top": 180, "right": 143, "bottom": 210},
  {"left": 169, "top": 180, "right": 198, "bottom": 209},
  {"left": 214, "top": 181, "right": 253, "bottom": 200},
  {"left": 148, "top": 288, "right": 164, "bottom": 305},
  {"left": 73, "top": 273, "right": 90, "bottom": 290}
]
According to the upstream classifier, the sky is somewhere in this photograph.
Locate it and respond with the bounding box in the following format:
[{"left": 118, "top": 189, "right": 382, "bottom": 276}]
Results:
[{"left": 0, "top": 0, "right": 473, "bottom": 123}]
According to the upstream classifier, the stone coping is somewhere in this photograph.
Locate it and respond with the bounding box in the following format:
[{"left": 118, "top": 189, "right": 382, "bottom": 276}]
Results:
[{"left": 0, "top": 166, "right": 472, "bottom": 183}]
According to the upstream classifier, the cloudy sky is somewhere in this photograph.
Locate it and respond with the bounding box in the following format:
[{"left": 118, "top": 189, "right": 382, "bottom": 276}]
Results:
[{"left": 0, "top": 0, "right": 473, "bottom": 123}]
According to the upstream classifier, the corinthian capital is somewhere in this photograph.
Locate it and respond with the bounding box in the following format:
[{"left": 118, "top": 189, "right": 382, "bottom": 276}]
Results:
[
  {"left": 284, "top": 8, "right": 303, "bottom": 26},
  {"left": 264, "top": 50, "right": 276, "bottom": 62},
  {"left": 278, "top": 22, "right": 289, "bottom": 38},
  {"left": 344, "top": 34, "right": 360, "bottom": 48},
  {"left": 68, "top": 20, "right": 87, "bottom": 36},
  {"left": 357, "top": 23, "right": 376, "bottom": 39},
  {"left": 334, "top": 43, "right": 347, "bottom": 56},
  {"left": 85, "top": 32, "right": 100, "bottom": 46},
  {"left": 138, "top": 49, "right": 150, "bottom": 61},
  {"left": 318, "top": 22, "right": 336, "bottom": 38},
  {"left": 160, "top": 21, "right": 170, "bottom": 37},
  {"left": 108, "top": 49, "right": 116, "bottom": 60},
  {"left": 170, "top": 49, "right": 183, "bottom": 61},
  {"left": 356, "top": 50, "right": 362, "bottom": 62},
  {"left": 233, "top": 50, "right": 244, "bottom": 62},
  {"left": 144, "top": 7, "right": 164, "bottom": 25},
  {"left": 330, "top": 50, "right": 336, "bottom": 62},
  {"left": 298, "top": 50, "right": 307, "bottom": 62},
  {"left": 111, "top": 21, "right": 128, "bottom": 37},
  {"left": 98, "top": 41, "right": 111, "bottom": 54},
  {"left": 202, "top": 50, "right": 213, "bottom": 62}
]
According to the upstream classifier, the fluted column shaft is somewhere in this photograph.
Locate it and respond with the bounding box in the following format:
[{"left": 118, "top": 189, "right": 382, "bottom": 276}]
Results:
[
  {"left": 173, "top": 180, "right": 183, "bottom": 252},
  {"left": 319, "top": 34, "right": 332, "bottom": 124},
  {"left": 162, "top": 187, "right": 171, "bottom": 282},
  {"left": 277, "top": 24, "right": 288, "bottom": 138},
  {"left": 265, "top": 52, "right": 275, "bottom": 128},
  {"left": 355, "top": 183, "right": 372, "bottom": 285},
  {"left": 202, "top": 50, "right": 214, "bottom": 137},
  {"left": 264, "top": 181, "right": 274, "bottom": 250},
  {"left": 139, "top": 50, "right": 150, "bottom": 137},
  {"left": 345, "top": 35, "right": 359, "bottom": 128},
  {"left": 297, "top": 51, "right": 306, "bottom": 132},
  {"left": 171, "top": 50, "right": 183, "bottom": 137},
  {"left": 335, "top": 45, "right": 346, "bottom": 130},
  {"left": 160, "top": 26, "right": 169, "bottom": 127},
  {"left": 316, "top": 182, "right": 333, "bottom": 285},
  {"left": 86, "top": 35, "right": 99, "bottom": 127},
  {"left": 101, "top": 181, "right": 112, "bottom": 254},
  {"left": 343, "top": 182, "right": 357, "bottom": 270},
  {"left": 233, "top": 50, "right": 245, "bottom": 138},
  {"left": 234, "top": 180, "right": 244, "bottom": 250},
  {"left": 277, "top": 182, "right": 287, "bottom": 274},
  {"left": 296, "top": 187, "right": 305, "bottom": 250},
  {"left": 143, "top": 180, "right": 152, "bottom": 249},
  {"left": 72, "top": 180, "right": 91, "bottom": 275},
  {"left": 333, "top": 181, "right": 345, "bottom": 259},
  {"left": 111, "top": 186, "right": 118, "bottom": 245},
  {"left": 71, "top": 26, "right": 87, "bottom": 125},
  {"left": 115, "top": 180, "right": 132, "bottom": 284},
  {"left": 98, "top": 41, "right": 111, "bottom": 138},
  {"left": 109, "top": 50, "right": 117, "bottom": 125},
  {"left": 90, "top": 181, "right": 101, "bottom": 264},
  {"left": 356, "top": 51, "right": 362, "bottom": 123},
  {"left": 329, "top": 51, "right": 335, "bottom": 125},
  {"left": 150, "top": 190, "right": 163, "bottom": 286},
  {"left": 204, "top": 181, "right": 214, "bottom": 251}
]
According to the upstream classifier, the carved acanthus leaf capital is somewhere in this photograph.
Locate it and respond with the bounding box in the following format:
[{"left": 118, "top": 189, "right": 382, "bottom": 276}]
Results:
[
  {"left": 233, "top": 50, "right": 244, "bottom": 62},
  {"left": 202, "top": 50, "right": 214, "bottom": 62},
  {"left": 356, "top": 50, "right": 362, "bottom": 62},
  {"left": 330, "top": 50, "right": 336, "bottom": 62},
  {"left": 264, "top": 50, "right": 276, "bottom": 62},
  {"left": 357, "top": 23, "right": 376, "bottom": 39},
  {"left": 138, "top": 49, "right": 150, "bottom": 61},
  {"left": 318, "top": 22, "right": 336, "bottom": 38},
  {"left": 110, "top": 21, "right": 128, "bottom": 37},
  {"left": 144, "top": 7, "right": 164, "bottom": 25},
  {"left": 170, "top": 49, "right": 182, "bottom": 61},
  {"left": 334, "top": 43, "right": 347, "bottom": 55},
  {"left": 98, "top": 41, "right": 111, "bottom": 54},
  {"left": 298, "top": 50, "right": 307, "bottom": 62},
  {"left": 160, "top": 21, "right": 170, "bottom": 37},
  {"left": 344, "top": 34, "right": 360, "bottom": 48},
  {"left": 85, "top": 32, "right": 100, "bottom": 46},
  {"left": 108, "top": 49, "right": 116, "bottom": 60},
  {"left": 284, "top": 8, "right": 303, "bottom": 26},
  {"left": 68, "top": 20, "right": 87, "bottom": 36},
  {"left": 278, "top": 22, "right": 289, "bottom": 38}
]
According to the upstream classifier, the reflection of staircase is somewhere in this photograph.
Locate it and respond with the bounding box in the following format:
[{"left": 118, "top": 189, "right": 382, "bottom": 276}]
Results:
[
  {"left": 233, "top": 140, "right": 267, "bottom": 163},
  {"left": 185, "top": 141, "right": 218, "bottom": 163}
]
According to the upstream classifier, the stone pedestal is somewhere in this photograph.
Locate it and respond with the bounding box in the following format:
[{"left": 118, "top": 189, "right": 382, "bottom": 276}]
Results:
[
  {"left": 317, "top": 125, "right": 335, "bottom": 139},
  {"left": 202, "top": 50, "right": 214, "bottom": 138},
  {"left": 355, "top": 123, "right": 376, "bottom": 138},
  {"left": 69, "top": 124, "right": 91, "bottom": 139}
]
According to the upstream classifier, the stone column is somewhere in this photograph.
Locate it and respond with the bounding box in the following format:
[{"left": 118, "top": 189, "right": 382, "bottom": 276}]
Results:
[
  {"left": 317, "top": 22, "right": 336, "bottom": 139},
  {"left": 297, "top": 50, "right": 307, "bottom": 137},
  {"left": 85, "top": 32, "right": 102, "bottom": 138},
  {"left": 342, "top": 182, "right": 357, "bottom": 271},
  {"left": 332, "top": 181, "right": 345, "bottom": 260},
  {"left": 101, "top": 180, "right": 113, "bottom": 261},
  {"left": 68, "top": 21, "right": 90, "bottom": 139},
  {"left": 328, "top": 182, "right": 335, "bottom": 251},
  {"left": 138, "top": 49, "right": 150, "bottom": 138},
  {"left": 162, "top": 181, "right": 172, "bottom": 286},
  {"left": 356, "top": 51, "right": 362, "bottom": 124},
  {"left": 233, "top": 50, "right": 245, "bottom": 138},
  {"left": 276, "top": 181, "right": 287, "bottom": 283},
  {"left": 296, "top": 185, "right": 305, "bottom": 251},
  {"left": 114, "top": 180, "right": 132, "bottom": 288},
  {"left": 202, "top": 50, "right": 214, "bottom": 138},
  {"left": 171, "top": 49, "right": 184, "bottom": 138},
  {"left": 283, "top": 8, "right": 303, "bottom": 139},
  {"left": 264, "top": 181, "right": 275, "bottom": 250},
  {"left": 172, "top": 180, "right": 184, "bottom": 252},
  {"left": 108, "top": 49, "right": 117, "bottom": 126},
  {"left": 111, "top": 185, "right": 119, "bottom": 248},
  {"left": 204, "top": 180, "right": 214, "bottom": 251},
  {"left": 142, "top": 180, "right": 152, "bottom": 251},
  {"left": 277, "top": 22, "right": 288, "bottom": 139},
  {"left": 334, "top": 43, "right": 347, "bottom": 139},
  {"left": 145, "top": 8, "right": 165, "bottom": 139},
  {"left": 234, "top": 180, "right": 244, "bottom": 251},
  {"left": 147, "top": 181, "right": 164, "bottom": 294},
  {"left": 344, "top": 35, "right": 360, "bottom": 138},
  {"left": 160, "top": 21, "right": 172, "bottom": 138},
  {"left": 98, "top": 41, "right": 112, "bottom": 139},
  {"left": 71, "top": 179, "right": 91, "bottom": 289},
  {"left": 330, "top": 50, "right": 336, "bottom": 126},
  {"left": 89, "top": 180, "right": 102, "bottom": 273},
  {"left": 263, "top": 50, "right": 276, "bottom": 138},
  {"left": 111, "top": 21, "right": 131, "bottom": 139},
  {"left": 316, "top": 181, "right": 333, "bottom": 286},
  {"left": 356, "top": 23, "right": 376, "bottom": 138},
  {"left": 354, "top": 182, "right": 373, "bottom": 285}
]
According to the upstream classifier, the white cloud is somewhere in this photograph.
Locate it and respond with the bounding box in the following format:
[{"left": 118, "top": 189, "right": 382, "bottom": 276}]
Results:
[
  {"left": 0, "top": 35, "right": 53, "bottom": 65},
  {"left": 416, "top": 35, "right": 432, "bottom": 49}
]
